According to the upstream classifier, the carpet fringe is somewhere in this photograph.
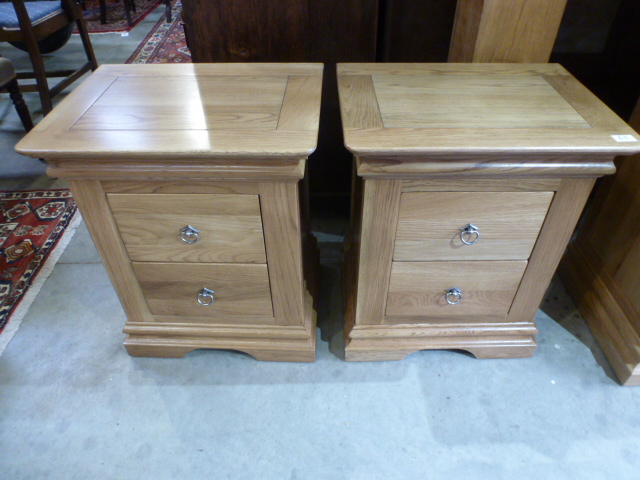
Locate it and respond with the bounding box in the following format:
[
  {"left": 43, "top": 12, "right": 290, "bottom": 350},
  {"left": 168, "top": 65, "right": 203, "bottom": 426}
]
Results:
[{"left": 0, "top": 211, "right": 83, "bottom": 356}]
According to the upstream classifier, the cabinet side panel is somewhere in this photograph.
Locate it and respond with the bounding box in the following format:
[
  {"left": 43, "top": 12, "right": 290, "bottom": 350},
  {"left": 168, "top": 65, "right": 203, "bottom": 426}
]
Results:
[
  {"left": 508, "top": 178, "right": 595, "bottom": 322},
  {"left": 354, "top": 178, "right": 402, "bottom": 325},
  {"left": 259, "top": 182, "right": 305, "bottom": 326},
  {"left": 67, "top": 180, "right": 153, "bottom": 323}
]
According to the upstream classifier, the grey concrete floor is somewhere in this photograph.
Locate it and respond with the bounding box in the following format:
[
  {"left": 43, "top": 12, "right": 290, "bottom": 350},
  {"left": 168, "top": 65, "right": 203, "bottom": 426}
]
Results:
[{"left": 1, "top": 6, "right": 640, "bottom": 480}]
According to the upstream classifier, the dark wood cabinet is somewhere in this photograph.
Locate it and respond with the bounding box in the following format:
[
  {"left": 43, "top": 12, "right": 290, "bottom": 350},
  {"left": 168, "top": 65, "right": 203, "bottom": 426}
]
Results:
[
  {"left": 378, "top": 0, "right": 457, "bottom": 62},
  {"left": 181, "top": 0, "right": 378, "bottom": 63}
]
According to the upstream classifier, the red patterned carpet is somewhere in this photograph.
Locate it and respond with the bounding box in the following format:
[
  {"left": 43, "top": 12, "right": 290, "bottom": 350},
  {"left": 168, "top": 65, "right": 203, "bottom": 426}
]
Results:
[
  {"left": 127, "top": 0, "right": 190, "bottom": 63},
  {"left": 80, "top": 0, "right": 164, "bottom": 34},
  {"left": 0, "top": 190, "right": 80, "bottom": 353}
]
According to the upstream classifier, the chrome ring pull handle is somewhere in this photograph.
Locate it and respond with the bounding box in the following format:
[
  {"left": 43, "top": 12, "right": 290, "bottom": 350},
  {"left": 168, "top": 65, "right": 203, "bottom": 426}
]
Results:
[
  {"left": 180, "top": 225, "right": 201, "bottom": 244},
  {"left": 445, "top": 287, "right": 463, "bottom": 305},
  {"left": 460, "top": 223, "right": 480, "bottom": 245},
  {"left": 197, "top": 287, "right": 215, "bottom": 306}
]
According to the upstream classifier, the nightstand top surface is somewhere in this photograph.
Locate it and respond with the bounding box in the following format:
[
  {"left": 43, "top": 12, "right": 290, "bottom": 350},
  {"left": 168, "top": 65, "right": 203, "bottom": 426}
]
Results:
[
  {"left": 17, "top": 63, "right": 323, "bottom": 160},
  {"left": 337, "top": 63, "right": 640, "bottom": 156}
]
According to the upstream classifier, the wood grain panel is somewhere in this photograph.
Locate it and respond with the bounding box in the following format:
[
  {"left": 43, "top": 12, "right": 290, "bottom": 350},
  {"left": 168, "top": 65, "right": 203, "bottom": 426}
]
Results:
[
  {"left": 67, "top": 180, "right": 153, "bottom": 323},
  {"left": 95, "top": 64, "right": 323, "bottom": 76},
  {"left": 508, "top": 178, "right": 596, "bottom": 322},
  {"left": 449, "top": 0, "right": 569, "bottom": 63},
  {"left": 338, "top": 63, "right": 572, "bottom": 76},
  {"left": 277, "top": 75, "right": 323, "bottom": 131},
  {"left": 73, "top": 76, "right": 287, "bottom": 131},
  {"left": 401, "top": 178, "right": 561, "bottom": 192},
  {"left": 16, "top": 64, "right": 323, "bottom": 160},
  {"left": 19, "top": 129, "right": 320, "bottom": 160},
  {"left": 259, "top": 182, "right": 305, "bottom": 326},
  {"left": 447, "top": 0, "right": 484, "bottom": 64},
  {"left": 108, "top": 194, "right": 266, "bottom": 264},
  {"left": 544, "top": 75, "right": 634, "bottom": 130},
  {"left": 343, "top": 127, "right": 639, "bottom": 158},
  {"left": 386, "top": 261, "right": 527, "bottom": 317},
  {"left": 91, "top": 75, "right": 287, "bottom": 105},
  {"left": 394, "top": 191, "right": 553, "bottom": 261},
  {"left": 133, "top": 262, "right": 273, "bottom": 317},
  {"left": 354, "top": 179, "right": 402, "bottom": 325},
  {"left": 337, "top": 75, "right": 383, "bottom": 129},
  {"left": 48, "top": 159, "right": 306, "bottom": 181},
  {"left": 356, "top": 155, "right": 616, "bottom": 178},
  {"left": 30, "top": 74, "right": 118, "bottom": 134},
  {"left": 336, "top": 63, "right": 640, "bottom": 158},
  {"left": 102, "top": 181, "right": 259, "bottom": 195},
  {"left": 373, "top": 74, "right": 589, "bottom": 129}
]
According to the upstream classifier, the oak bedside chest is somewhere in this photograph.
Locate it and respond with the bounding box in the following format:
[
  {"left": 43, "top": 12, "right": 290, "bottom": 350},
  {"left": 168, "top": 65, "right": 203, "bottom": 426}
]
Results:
[
  {"left": 337, "top": 63, "right": 640, "bottom": 361},
  {"left": 16, "top": 63, "right": 323, "bottom": 362}
]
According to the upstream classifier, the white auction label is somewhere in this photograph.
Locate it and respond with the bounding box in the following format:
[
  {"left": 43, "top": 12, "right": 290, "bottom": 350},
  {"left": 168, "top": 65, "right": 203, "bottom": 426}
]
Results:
[{"left": 611, "top": 135, "right": 638, "bottom": 142}]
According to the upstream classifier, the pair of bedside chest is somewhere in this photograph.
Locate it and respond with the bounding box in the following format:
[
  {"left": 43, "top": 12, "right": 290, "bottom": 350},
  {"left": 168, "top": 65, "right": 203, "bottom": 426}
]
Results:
[{"left": 16, "top": 63, "right": 640, "bottom": 362}]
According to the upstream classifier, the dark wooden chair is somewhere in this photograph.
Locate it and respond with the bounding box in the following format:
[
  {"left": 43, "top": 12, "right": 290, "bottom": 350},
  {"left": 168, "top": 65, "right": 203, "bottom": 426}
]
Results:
[
  {"left": 0, "top": 0, "right": 98, "bottom": 115},
  {"left": 0, "top": 55, "right": 33, "bottom": 130}
]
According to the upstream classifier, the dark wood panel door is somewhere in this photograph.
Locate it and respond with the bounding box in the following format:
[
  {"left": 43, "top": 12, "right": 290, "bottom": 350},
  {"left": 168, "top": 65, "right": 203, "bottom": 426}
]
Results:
[
  {"left": 378, "top": 0, "right": 457, "bottom": 62},
  {"left": 181, "top": 0, "right": 378, "bottom": 63}
]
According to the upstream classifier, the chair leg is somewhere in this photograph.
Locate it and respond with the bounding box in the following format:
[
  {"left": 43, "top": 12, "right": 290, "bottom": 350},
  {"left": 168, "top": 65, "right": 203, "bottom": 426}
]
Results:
[
  {"left": 21, "top": 40, "right": 52, "bottom": 115},
  {"left": 165, "top": 0, "right": 172, "bottom": 23},
  {"left": 6, "top": 78, "right": 34, "bottom": 132},
  {"left": 123, "top": 0, "right": 133, "bottom": 25},
  {"left": 99, "top": 0, "right": 107, "bottom": 24},
  {"left": 75, "top": 19, "right": 99, "bottom": 72}
]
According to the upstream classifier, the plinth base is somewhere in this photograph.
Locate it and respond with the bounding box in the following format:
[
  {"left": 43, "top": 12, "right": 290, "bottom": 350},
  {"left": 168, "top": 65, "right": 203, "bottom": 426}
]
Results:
[{"left": 344, "top": 325, "right": 537, "bottom": 362}]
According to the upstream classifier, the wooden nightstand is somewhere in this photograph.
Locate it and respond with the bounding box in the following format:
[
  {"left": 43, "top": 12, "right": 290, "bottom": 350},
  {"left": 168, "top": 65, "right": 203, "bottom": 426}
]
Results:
[
  {"left": 16, "top": 64, "right": 323, "bottom": 362},
  {"left": 337, "top": 63, "right": 640, "bottom": 361}
]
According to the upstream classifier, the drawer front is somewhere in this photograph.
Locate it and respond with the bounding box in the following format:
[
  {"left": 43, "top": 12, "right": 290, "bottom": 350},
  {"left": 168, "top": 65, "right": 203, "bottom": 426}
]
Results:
[
  {"left": 385, "top": 261, "right": 527, "bottom": 317},
  {"left": 393, "top": 191, "right": 553, "bottom": 261},
  {"left": 109, "top": 194, "right": 266, "bottom": 263},
  {"left": 132, "top": 262, "right": 273, "bottom": 317}
]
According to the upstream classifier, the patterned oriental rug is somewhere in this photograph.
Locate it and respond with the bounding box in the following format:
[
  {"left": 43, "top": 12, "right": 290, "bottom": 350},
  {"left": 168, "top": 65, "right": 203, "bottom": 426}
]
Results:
[
  {"left": 127, "top": 0, "right": 190, "bottom": 63},
  {"left": 78, "top": 0, "right": 164, "bottom": 34},
  {"left": 0, "top": 190, "right": 80, "bottom": 355}
]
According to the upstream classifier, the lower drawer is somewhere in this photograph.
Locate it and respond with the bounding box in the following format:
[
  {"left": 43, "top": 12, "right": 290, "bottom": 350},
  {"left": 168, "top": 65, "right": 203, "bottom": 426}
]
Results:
[
  {"left": 385, "top": 261, "right": 527, "bottom": 317},
  {"left": 132, "top": 262, "right": 273, "bottom": 318}
]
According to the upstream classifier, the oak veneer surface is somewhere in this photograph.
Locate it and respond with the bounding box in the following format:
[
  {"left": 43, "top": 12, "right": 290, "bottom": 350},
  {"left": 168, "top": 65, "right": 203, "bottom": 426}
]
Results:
[
  {"left": 109, "top": 193, "right": 266, "bottom": 264},
  {"left": 449, "top": 0, "right": 569, "bottom": 63},
  {"left": 16, "top": 64, "right": 323, "bottom": 362},
  {"left": 16, "top": 64, "right": 323, "bottom": 160},
  {"left": 560, "top": 97, "right": 640, "bottom": 384},
  {"left": 386, "top": 261, "right": 527, "bottom": 317},
  {"left": 394, "top": 191, "right": 553, "bottom": 261},
  {"left": 337, "top": 63, "right": 640, "bottom": 157},
  {"left": 133, "top": 262, "right": 273, "bottom": 318},
  {"left": 338, "top": 63, "right": 640, "bottom": 362}
]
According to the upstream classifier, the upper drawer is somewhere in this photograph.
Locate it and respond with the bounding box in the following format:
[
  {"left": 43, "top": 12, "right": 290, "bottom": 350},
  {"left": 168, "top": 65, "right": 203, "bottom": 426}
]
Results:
[
  {"left": 393, "top": 191, "right": 553, "bottom": 261},
  {"left": 108, "top": 194, "right": 266, "bottom": 263}
]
